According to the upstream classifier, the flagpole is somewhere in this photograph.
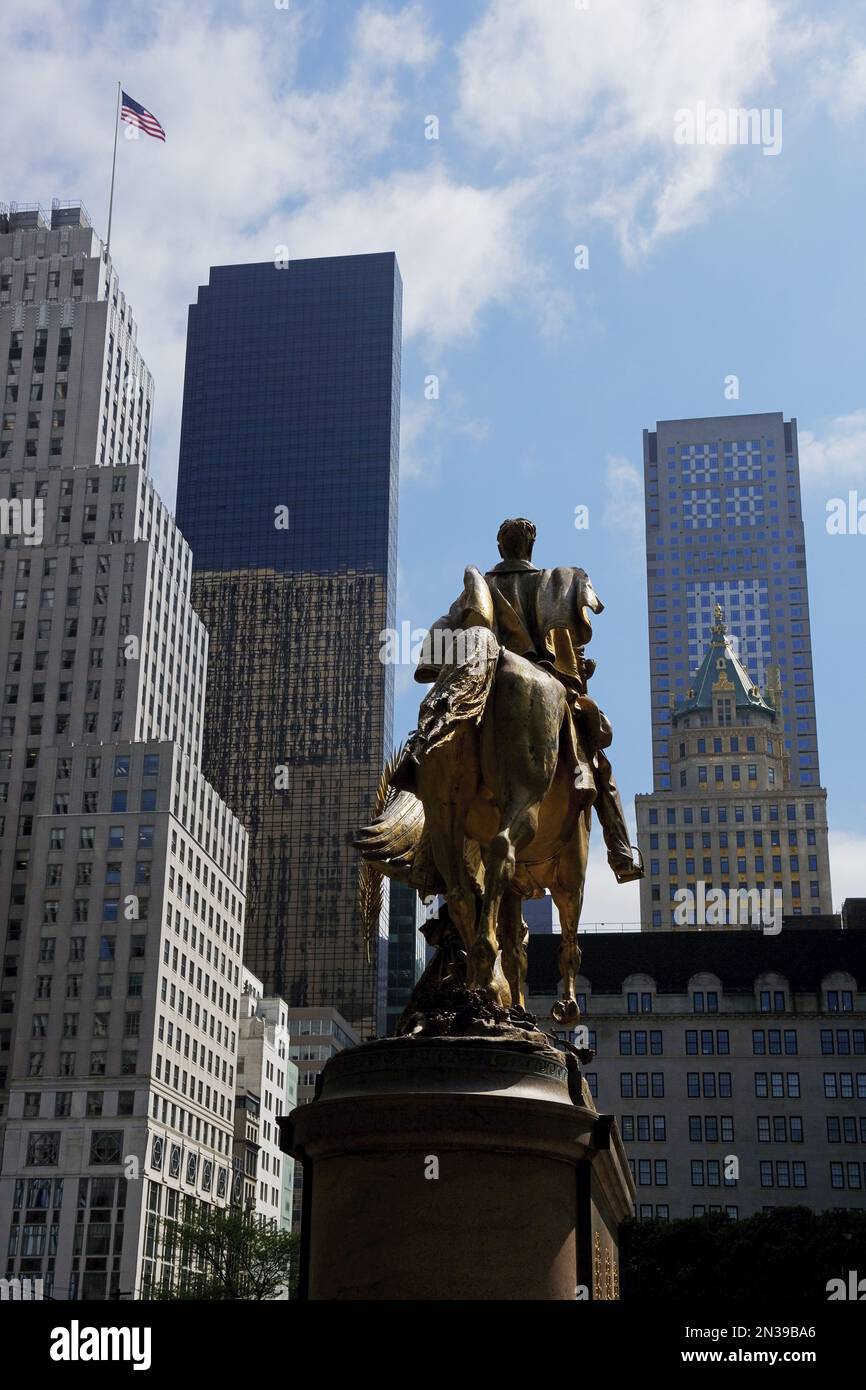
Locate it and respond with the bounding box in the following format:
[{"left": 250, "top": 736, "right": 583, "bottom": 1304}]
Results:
[{"left": 106, "top": 81, "right": 121, "bottom": 255}]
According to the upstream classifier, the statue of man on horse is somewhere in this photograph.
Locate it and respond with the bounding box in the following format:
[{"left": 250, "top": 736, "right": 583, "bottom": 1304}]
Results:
[{"left": 356, "top": 518, "right": 642, "bottom": 1030}]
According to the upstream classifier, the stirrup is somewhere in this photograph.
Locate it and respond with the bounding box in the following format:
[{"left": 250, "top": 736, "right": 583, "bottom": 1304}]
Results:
[{"left": 610, "top": 845, "right": 644, "bottom": 884}]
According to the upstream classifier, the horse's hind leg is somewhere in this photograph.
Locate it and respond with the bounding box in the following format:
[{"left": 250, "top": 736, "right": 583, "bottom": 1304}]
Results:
[
  {"left": 471, "top": 787, "right": 540, "bottom": 996},
  {"left": 417, "top": 737, "right": 479, "bottom": 979},
  {"left": 473, "top": 656, "right": 564, "bottom": 999},
  {"left": 549, "top": 808, "right": 591, "bottom": 1027}
]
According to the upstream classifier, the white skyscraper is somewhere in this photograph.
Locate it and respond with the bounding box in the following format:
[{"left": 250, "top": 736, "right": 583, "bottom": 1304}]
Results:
[
  {"left": 0, "top": 199, "right": 248, "bottom": 1299},
  {"left": 235, "top": 970, "right": 297, "bottom": 1232}
]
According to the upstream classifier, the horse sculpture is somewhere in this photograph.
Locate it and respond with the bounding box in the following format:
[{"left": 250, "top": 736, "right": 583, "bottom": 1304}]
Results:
[{"left": 356, "top": 546, "right": 635, "bottom": 1029}]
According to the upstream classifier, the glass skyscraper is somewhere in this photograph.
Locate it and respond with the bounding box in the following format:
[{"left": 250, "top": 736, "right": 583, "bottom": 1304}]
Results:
[
  {"left": 643, "top": 413, "right": 819, "bottom": 791},
  {"left": 175, "top": 253, "right": 401, "bottom": 1035},
  {"left": 637, "top": 412, "right": 832, "bottom": 928}
]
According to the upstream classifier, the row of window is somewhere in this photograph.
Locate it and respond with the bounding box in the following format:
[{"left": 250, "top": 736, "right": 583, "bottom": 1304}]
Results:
[
  {"left": 25, "top": 1130, "right": 125, "bottom": 1167},
  {"left": 613, "top": 1027, "right": 864, "bottom": 1057},
  {"left": 647, "top": 803, "right": 817, "bottom": 826},
  {"left": 679, "top": 765, "right": 776, "bottom": 789},
  {"left": 32, "top": 1007, "right": 142, "bottom": 1039},
  {"left": 648, "top": 829, "right": 816, "bottom": 850},
  {"left": 599, "top": 987, "right": 853, "bottom": 1015},
  {"left": 630, "top": 1158, "right": 810, "bottom": 1190},
  {"left": 612, "top": 1072, "right": 817, "bottom": 1099},
  {"left": 22, "top": 1090, "right": 135, "bottom": 1119},
  {"left": 26, "top": 1050, "right": 138, "bottom": 1079},
  {"left": 623, "top": 1114, "right": 866, "bottom": 1145},
  {"left": 679, "top": 735, "right": 773, "bottom": 756}
]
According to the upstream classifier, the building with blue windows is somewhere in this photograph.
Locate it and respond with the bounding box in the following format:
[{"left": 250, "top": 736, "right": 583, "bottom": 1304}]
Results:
[
  {"left": 642, "top": 414, "right": 819, "bottom": 792},
  {"left": 175, "top": 253, "right": 401, "bottom": 1035},
  {"left": 384, "top": 880, "right": 425, "bottom": 1036},
  {"left": 637, "top": 413, "right": 832, "bottom": 930}
]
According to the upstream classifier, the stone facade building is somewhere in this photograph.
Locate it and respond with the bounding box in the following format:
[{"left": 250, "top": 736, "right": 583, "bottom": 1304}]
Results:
[
  {"left": 528, "top": 923, "right": 866, "bottom": 1221},
  {"left": 235, "top": 969, "right": 296, "bottom": 1230},
  {"left": 636, "top": 606, "right": 831, "bottom": 929},
  {"left": 0, "top": 199, "right": 248, "bottom": 1299}
]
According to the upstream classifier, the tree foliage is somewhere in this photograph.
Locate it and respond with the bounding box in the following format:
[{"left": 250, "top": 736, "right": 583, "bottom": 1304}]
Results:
[
  {"left": 150, "top": 1205, "right": 299, "bottom": 1301},
  {"left": 621, "top": 1206, "right": 866, "bottom": 1302}
]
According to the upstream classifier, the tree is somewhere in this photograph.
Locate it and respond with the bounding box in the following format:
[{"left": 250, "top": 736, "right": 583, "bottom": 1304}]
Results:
[
  {"left": 620, "top": 1207, "right": 866, "bottom": 1302},
  {"left": 151, "top": 1205, "right": 299, "bottom": 1301}
]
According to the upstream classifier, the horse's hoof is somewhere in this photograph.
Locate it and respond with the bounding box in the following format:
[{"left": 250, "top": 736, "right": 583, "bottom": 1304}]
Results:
[{"left": 552, "top": 997, "right": 580, "bottom": 1027}]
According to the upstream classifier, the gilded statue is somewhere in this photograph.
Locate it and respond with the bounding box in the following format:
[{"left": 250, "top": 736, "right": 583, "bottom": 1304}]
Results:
[{"left": 356, "top": 519, "right": 642, "bottom": 1030}]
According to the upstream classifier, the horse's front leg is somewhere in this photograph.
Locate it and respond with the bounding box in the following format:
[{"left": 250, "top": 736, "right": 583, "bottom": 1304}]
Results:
[{"left": 498, "top": 892, "right": 529, "bottom": 1009}]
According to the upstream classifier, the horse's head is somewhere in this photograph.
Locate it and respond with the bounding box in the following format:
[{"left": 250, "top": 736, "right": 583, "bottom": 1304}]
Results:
[{"left": 574, "top": 568, "right": 603, "bottom": 646}]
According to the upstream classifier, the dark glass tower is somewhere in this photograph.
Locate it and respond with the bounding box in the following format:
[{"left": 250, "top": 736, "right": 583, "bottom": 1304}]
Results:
[{"left": 176, "top": 253, "right": 401, "bottom": 1034}]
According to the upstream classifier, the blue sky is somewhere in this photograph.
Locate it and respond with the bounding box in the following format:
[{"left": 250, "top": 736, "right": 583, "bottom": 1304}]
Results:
[{"left": 5, "top": 0, "right": 865, "bottom": 920}]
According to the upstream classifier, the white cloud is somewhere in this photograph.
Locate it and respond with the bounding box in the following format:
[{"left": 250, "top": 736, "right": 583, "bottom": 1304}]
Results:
[
  {"left": 6, "top": 0, "right": 866, "bottom": 507},
  {"left": 454, "top": 0, "right": 866, "bottom": 260},
  {"left": 602, "top": 454, "right": 645, "bottom": 542},
  {"left": 0, "top": 2, "right": 536, "bottom": 499},
  {"left": 829, "top": 829, "right": 866, "bottom": 912},
  {"left": 395, "top": 373, "right": 491, "bottom": 483},
  {"left": 807, "top": 37, "right": 866, "bottom": 121},
  {"left": 798, "top": 411, "right": 866, "bottom": 488},
  {"left": 269, "top": 171, "right": 537, "bottom": 348},
  {"left": 355, "top": 2, "right": 440, "bottom": 69},
  {"left": 579, "top": 838, "right": 641, "bottom": 930}
]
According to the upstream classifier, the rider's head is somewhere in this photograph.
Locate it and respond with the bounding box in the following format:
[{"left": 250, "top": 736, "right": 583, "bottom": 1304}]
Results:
[{"left": 497, "top": 517, "right": 536, "bottom": 562}]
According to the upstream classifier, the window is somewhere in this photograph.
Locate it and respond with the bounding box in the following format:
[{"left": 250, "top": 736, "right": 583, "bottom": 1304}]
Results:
[
  {"left": 27, "top": 1132, "right": 60, "bottom": 1166},
  {"left": 90, "top": 1131, "right": 123, "bottom": 1165}
]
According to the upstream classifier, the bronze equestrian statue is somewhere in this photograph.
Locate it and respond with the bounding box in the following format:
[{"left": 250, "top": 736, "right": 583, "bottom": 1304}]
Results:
[{"left": 356, "top": 519, "right": 642, "bottom": 1029}]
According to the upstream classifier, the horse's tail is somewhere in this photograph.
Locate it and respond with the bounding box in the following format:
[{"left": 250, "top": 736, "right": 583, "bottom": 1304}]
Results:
[
  {"left": 355, "top": 787, "right": 426, "bottom": 876},
  {"left": 355, "top": 745, "right": 427, "bottom": 961}
]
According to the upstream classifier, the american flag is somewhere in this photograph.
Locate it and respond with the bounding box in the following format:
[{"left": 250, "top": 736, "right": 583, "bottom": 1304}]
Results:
[{"left": 120, "top": 91, "right": 166, "bottom": 142}]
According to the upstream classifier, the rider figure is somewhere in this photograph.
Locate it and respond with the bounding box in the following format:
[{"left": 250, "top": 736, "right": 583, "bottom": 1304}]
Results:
[
  {"left": 398, "top": 517, "right": 642, "bottom": 884},
  {"left": 484, "top": 518, "right": 642, "bottom": 885}
]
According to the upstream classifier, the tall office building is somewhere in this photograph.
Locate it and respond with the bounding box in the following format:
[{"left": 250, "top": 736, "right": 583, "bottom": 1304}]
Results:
[
  {"left": 0, "top": 200, "right": 248, "bottom": 1299},
  {"left": 638, "top": 413, "right": 832, "bottom": 928},
  {"left": 175, "top": 253, "right": 402, "bottom": 1036},
  {"left": 384, "top": 880, "right": 425, "bottom": 1036},
  {"left": 643, "top": 414, "right": 819, "bottom": 790},
  {"left": 523, "top": 893, "right": 561, "bottom": 936},
  {"left": 235, "top": 969, "right": 296, "bottom": 1231}
]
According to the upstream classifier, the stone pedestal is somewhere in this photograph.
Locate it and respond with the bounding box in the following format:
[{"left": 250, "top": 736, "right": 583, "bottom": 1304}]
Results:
[{"left": 279, "top": 1034, "right": 634, "bottom": 1301}]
